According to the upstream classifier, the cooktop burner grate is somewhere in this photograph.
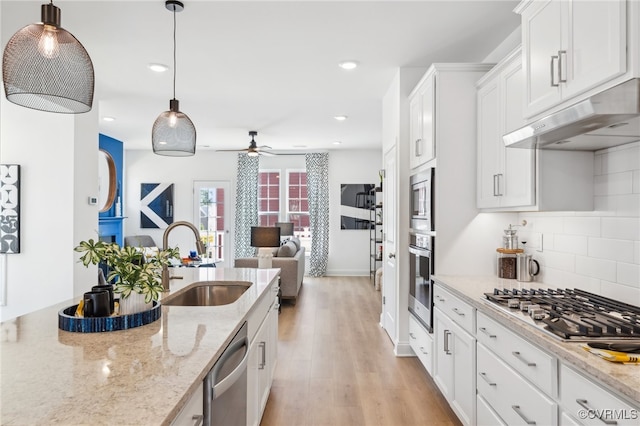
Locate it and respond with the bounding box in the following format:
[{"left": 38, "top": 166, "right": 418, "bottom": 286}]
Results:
[{"left": 484, "top": 288, "right": 640, "bottom": 341}]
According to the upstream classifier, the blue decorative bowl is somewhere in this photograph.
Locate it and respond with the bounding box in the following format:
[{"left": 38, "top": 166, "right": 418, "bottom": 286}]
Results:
[{"left": 58, "top": 301, "right": 161, "bottom": 333}]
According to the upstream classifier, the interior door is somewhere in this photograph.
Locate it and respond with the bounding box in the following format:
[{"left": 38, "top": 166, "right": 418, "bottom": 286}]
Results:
[
  {"left": 382, "top": 146, "right": 397, "bottom": 341},
  {"left": 193, "top": 181, "right": 231, "bottom": 267}
]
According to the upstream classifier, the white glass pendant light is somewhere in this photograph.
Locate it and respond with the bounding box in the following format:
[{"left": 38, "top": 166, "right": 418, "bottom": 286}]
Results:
[
  {"left": 152, "top": 0, "right": 196, "bottom": 156},
  {"left": 2, "top": 1, "right": 94, "bottom": 113}
]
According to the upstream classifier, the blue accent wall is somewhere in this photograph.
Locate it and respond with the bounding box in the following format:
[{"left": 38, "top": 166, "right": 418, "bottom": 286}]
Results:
[{"left": 98, "top": 134, "right": 124, "bottom": 246}]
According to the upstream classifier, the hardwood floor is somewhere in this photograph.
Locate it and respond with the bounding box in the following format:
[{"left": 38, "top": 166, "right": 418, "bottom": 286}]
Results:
[{"left": 260, "top": 276, "right": 462, "bottom": 426}]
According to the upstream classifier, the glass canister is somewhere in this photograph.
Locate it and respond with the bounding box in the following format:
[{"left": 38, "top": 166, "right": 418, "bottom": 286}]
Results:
[{"left": 496, "top": 248, "right": 523, "bottom": 279}]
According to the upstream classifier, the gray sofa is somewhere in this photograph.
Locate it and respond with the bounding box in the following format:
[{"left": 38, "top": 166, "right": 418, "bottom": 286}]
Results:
[{"left": 234, "top": 237, "right": 305, "bottom": 304}]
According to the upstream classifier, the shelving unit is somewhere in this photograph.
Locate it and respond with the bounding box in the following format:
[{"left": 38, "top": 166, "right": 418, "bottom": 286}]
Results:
[{"left": 369, "top": 187, "right": 383, "bottom": 280}]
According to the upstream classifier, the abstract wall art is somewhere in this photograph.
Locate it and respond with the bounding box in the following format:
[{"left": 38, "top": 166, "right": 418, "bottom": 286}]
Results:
[
  {"left": 140, "top": 183, "right": 174, "bottom": 229},
  {"left": 340, "top": 183, "right": 375, "bottom": 230},
  {"left": 0, "top": 164, "right": 20, "bottom": 254}
]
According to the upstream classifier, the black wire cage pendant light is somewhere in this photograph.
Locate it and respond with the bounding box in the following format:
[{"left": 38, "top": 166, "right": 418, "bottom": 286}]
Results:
[
  {"left": 2, "top": 1, "right": 94, "bottom": 113},
  {"left": 152, "top": 0, "right": 196, "bottom": 156}
]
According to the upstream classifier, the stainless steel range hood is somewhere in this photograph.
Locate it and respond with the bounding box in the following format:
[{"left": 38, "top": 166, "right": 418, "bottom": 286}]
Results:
[{"left": 503, "top": 78, "right": 640, "bottom": 151}]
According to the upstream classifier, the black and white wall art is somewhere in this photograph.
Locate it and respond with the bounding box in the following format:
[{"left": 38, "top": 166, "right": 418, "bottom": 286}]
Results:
[
  {"left": 140, "top": 183, "right": 174, "bottom": 229},
  {"left": 340, "top": 183, "right": 375, "bottom": 230},
  {"left": 0, "top": 165, "right": 20, "bottom": 254}
]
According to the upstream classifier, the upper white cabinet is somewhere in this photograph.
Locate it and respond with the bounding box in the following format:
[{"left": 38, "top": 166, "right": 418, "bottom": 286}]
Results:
[
  {"left": 409, "top": 72, "right": 436, "bottom": 169},
  {"left": 519, "top": 0, "right": 628, "bottom": 118},
  {"left": 477, "top": 47, "right": 535, "bottom": 209}
]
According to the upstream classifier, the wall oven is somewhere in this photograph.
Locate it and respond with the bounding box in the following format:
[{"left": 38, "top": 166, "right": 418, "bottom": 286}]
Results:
[
  {"left": 408, "top": 232, "right": 434, "bottom": 332},
  {"left": 410, "top": 168, "right": 434, "bottom": 232}
]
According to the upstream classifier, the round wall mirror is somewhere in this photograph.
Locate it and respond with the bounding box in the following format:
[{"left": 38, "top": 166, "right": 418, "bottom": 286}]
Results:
[{"left": 98, "top": 149, "right": 117, "bottom": 213}]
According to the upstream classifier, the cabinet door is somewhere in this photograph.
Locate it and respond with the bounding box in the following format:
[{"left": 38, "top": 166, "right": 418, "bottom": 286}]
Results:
[
  {"left": 450, "top": 320, "right": 476, "bottom": 426},
  {"left": 420, "top": 75, "right": 435, "bottom": 164},
  {"left": 501, "top": 56, "right": 535, "bottom": 208},
  {"left": 562, "top": 0, "right": 626, "bottom": 99},
  {"left": 433, "top": 308, "right": 454, "bottom": 401},
  {"left": 171, "top": 381, "right": 204, "bottom": 426},
  {"left": 409, "top": 94, "right": 423, "bottom": 170},
  {"left": 476, "top": 76, "right": 502, "bottom": 209},
  {"left": 522, "top": 0, "right": 562, "bottom": 117}
]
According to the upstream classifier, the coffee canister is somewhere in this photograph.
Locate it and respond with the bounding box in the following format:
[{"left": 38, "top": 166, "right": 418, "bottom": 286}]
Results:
[{"left": 496, "top": 248, "right": 523, "bottom": 279}]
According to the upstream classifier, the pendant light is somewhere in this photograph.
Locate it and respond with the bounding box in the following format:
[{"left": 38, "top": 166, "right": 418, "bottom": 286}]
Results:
[
  {"left": 2, "top": 1, "right": 94, "bottom": 113},
  {"left": 152, "top": 0, "right": 196, "bottom": 156}
]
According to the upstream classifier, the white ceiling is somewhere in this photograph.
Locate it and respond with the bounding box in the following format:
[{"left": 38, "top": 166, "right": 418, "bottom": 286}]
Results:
[{"left": 1, "top": 0, "right": 520, "bottom": 152}]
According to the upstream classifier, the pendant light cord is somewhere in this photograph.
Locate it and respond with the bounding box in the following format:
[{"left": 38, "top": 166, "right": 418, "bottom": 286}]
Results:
[{"left": 172, "top": 7, "right": 177, "bottom": 100}]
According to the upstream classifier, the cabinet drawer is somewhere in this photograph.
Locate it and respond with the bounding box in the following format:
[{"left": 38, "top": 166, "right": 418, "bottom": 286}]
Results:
[
  {"left": 559, "top": 363, "right": 640, "bottom": 426},
  {"left": 409, "top": 313, "right": 433, "bottom": 374},
  {"left": 477, "top": 343, "right": 557, "bottom": 426},
  {"left": 248, "top": 283, "right": 276, "bottom": 343},
  {"left": 477, "top": 311, "right": 557, "bottom": 396},
  {"left": 433, "top": 285, "right": 475, "bottom": 334},
  {"left": 477, "top": 394, "right": 506, "bottom": 426}
]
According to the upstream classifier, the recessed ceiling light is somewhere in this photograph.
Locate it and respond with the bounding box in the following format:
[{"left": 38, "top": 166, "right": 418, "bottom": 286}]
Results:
[
  {"left": 148, "top": 63, "right": 169, "bottom": 73},
  {"left": 199, "top": 145, "right": 210, "bottom": 148},
  {"left": 293, "top": 145, "right": 307, "bottom": 148},
  {"left": 334, "top": 115, "right": 348, "bottom": 121},
  {"left": 102, "top": 116, "right": 115, "bottom": 122},
  {"left": 339, "top": 60, "right": 358, "bottom": 70},
  {"left": 333, "top": 141, "right": 342, "bottom": 145}
]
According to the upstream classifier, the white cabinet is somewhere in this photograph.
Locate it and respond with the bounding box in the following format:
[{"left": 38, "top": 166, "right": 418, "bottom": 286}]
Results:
[
  {"left": 476, "top": 46, "right": 595, "bottom": 212},
  {"left": 247, "top": 285, "right": 279, "bottom": 426},
  {"left": 433, "top": 284, "right": 476, "bottom": 426},
  {"left": 477, "top": 47, "right": 535, "bottom": 209},
  {"left": 409, "top": 72, "right": 435, "bottom": 169},
  {"left": 171, "top": 381, "right": 204, "bottom": 426},
  {"left": 559, "top": 363, "right": 640, "bottom": 425},
  {"left": 408, "top": 313, "right": 433, "bottom": 374},
  {"left": 519, "top": 0, "right": 627, "bottom": 118}
]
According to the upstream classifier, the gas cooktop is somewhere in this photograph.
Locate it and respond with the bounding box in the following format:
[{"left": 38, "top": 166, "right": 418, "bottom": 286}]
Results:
[{"left": 484, "top": 288, "right": 640, "bottom": 342}]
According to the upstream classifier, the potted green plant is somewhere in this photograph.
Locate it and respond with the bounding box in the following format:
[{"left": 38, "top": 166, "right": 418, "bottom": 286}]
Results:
[{"left": 74, "top": 239, "right": 180, "bottom": 313}]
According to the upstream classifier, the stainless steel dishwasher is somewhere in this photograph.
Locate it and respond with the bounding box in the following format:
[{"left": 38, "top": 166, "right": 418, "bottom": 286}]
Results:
[{"left": 204, "top": 322, "right": 248, "bottom": 426}]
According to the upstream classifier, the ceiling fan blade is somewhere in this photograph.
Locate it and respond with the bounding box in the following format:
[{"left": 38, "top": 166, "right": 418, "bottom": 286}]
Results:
[
  {"left": 258, "top": 145, "right": 272, "bottom": 150},
  {"left": 259, "top": 151, "right": 276, "bottom": 157},
  {"left": 215, "top": 148, "right": 247, "bottom": 152}
]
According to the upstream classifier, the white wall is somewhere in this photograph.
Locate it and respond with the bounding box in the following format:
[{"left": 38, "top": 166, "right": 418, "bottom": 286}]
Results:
[
  {"left": 0, "top": 89, "right": 98, "bottom": 322},
  {"left": 124, "top": 148, "right": 381, "bottom": 275},
  {"left": 516, "top": 142, "right": 640, "bottom": 304}
]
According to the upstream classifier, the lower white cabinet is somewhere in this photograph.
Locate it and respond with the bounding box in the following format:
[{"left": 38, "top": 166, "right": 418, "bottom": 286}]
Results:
[
  {"left": 433, "top": 306, "right": 476, "bottom": 426},
  {"left": 171, "top": 381, "right": 204, "bottom": 426},
  {"left": 477, "top": 394, "right": 506, "bottom": 426},
  {"left": 408, "top": 313, "right": 433, "bottom": 374},
  {"left": 247, "top": 287, "right": 279, "bottom": 426}
]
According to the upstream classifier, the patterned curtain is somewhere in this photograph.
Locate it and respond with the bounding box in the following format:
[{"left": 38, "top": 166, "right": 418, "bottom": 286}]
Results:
[
  {"left": 305, "top": 153, "right": 329, "bottom": 276},
  {"left": 234, "top": 153, "right": 259, "bottom": 258}
]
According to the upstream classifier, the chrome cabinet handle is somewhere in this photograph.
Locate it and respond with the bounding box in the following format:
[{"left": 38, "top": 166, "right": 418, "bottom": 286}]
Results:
[
  {"left": 192, "top": 414, "right": 204, "bottom": 426},
  {"left": 558, "top": 50, "right": 567, "bottom": 83},
  {"left": 409, "top": 332, "right": 416, "bottom": 340},
  {"left": 452, "top": 307, "right": 465, "bottom": 317},
  {"left": 479, "top": 372, "right": 496, "bottom": 386},
  {"left": 415, "top": 139, "right": 422, "bottom": 157},
  {"left": 512, "top": 405, "right": 536, "bottom": 425},
  {"left": 550, "top": 55, "right": 559, "bottom": 87},
  {"left": 388, "top": 252, "right": 395, "bottom": 259},
  {"left": 435, "top": 295, "right": 445, "bottom": 302},
  {"left": 493, "top": 174, "right": 498, "bottom": 196},
  {"left": 512, "top": 351, "right": 536, "bottom": 367},
  {"left": 259, "top": 341, "right": 266, "bottom": 369},
  {"left": 496, "top": 174, "right": 503, "bottom": 196},
  {"left": 576, "top": 399, "right": 618, "bottom": 425},
  {"left": 444, "top": 330, "right": 452, "bottom": 355},
  {"left": 479, "top": 327, "right": 496, "bottom": 338},
  {"left": 419, "top": 347, "right": 428, "bottom": 355}
]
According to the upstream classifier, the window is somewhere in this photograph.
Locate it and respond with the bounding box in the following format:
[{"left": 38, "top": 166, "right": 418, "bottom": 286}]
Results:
[
  {"left": 258, "top": 171, "right": 280, "bottom": 226},
  {"left": 194, "top": 181, "right": 230, "bottom": 265},
  {"left": 287, "top": 171, "right": 310, "bottom": 235}
]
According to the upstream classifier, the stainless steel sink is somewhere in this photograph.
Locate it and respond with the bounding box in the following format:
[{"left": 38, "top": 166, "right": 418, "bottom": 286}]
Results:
[{"left": 163, "top": 281, "right": 252, "bottom": 306}]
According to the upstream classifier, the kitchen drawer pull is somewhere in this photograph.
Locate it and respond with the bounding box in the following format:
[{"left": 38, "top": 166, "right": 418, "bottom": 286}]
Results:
[
  {"left": 259, "top": 341, "right": 266, "bottom": 369},
  {"left": 512, "top": 351, "right": 537, "bottom": 367},
  {"left": 452, "top": 307, "right": 465, "bottom": 317},
  {"left": 550, "top": 55, "right": 559, "bottom": 87},
  {"left": 479, "top": 327, "right": 496, "bottom": 338},
  {"left": 419, "top": 346, "right": 428, "bottom": 355},
  {"left": 479, "top": 372, "right": 496, "bottom": 386},
  {"left": 576, "top": 399, "right": 618, "bottom": 425},
  {"left": 493, "top": 174, "right": 499, "bottom": 196},
  {"left": 435, "top": 295, "right": 445, "bottom": 302},
  {"left": 558, "top": 50, "right": 567, "bottom": 83},
  {"left": 512, "top": 405, "right": 536, "bottom": 425},
  {"left": 444, "top": 330, "right": 452, "bottom": 355},
  {"left": 409, "top": 332, "right": 416, "bottom": 340},
  {"left": 192, "top": 414, "right": 204, "bottom": 426}
]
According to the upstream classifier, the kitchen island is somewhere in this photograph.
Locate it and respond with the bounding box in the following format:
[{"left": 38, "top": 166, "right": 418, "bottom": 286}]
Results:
[
  {"left": 0, "top": 267, "right": 279, "bottom": 425},
  {"left": 433, "top": 275, "right": 640, "bottom": 406}
]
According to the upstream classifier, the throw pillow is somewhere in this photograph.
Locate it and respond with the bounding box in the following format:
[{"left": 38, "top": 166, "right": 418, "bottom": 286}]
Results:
[
  {"left": 289, "top": 236, "right": 301, "bottom": 251},
  {"left": 277, "top": 240, "right": 297, "bottom": 257}
]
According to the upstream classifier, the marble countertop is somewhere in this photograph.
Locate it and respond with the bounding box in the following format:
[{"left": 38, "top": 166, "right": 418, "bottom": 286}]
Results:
[
  {"left": 433, "top": 275, "right": 640, "bottom": 406},
  {"left": 0, "top": 267, "right": 280, "bottom": 425}
]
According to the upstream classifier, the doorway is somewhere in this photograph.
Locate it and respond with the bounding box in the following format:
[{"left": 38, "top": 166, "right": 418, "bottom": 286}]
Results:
[{"left": 193, "top": 181, "right": 231, "bottom": 267}]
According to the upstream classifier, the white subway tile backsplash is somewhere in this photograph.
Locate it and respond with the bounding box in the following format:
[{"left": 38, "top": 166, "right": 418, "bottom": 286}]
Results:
[
  {"left": 554, "top": 234, "right": 588, "bottom": 255},
  {"left": 611, "top": 193, "right": 640, "bottom": 217},
  {"left": 587, "top": 237, "right": 634, "bottom": 263},
  {"left": 544, "top": 250, "right": 575, "bottom": 272},
  {"left": 600, "top": 281, "right": 640, "bottom": 306},
  {"left": 633, "top": 170, "right": 640, "bottom": 194},
  {"left": 601, "top": 217, "right": 640, "bottom": 240},
  {"left": 617, "top": 262, "right": 640, "bottom": 288},
  {"left": 575, "top": 255, "right": 616, "bottom": 282},
  {"left": 600, "top": 143, "right": 640, "bottom": 174},
  {"left": 563, "top": 216, "right": 600, "bottom": 236},
  {"left": 635, "top": 241, "right": 640, "bottom": 265},
  {"left": 594, "top": 171, "right": 633, "bottom": 196}
]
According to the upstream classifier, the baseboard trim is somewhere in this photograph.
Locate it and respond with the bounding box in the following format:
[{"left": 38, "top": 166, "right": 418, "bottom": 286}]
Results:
[{"left": 394, "top": 341, "right": 415, "bottom": 357}]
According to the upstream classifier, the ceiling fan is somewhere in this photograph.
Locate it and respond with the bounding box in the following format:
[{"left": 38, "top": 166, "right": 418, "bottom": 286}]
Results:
[{"left": 217, "top": 131, "right": 275, "bottom": 157}]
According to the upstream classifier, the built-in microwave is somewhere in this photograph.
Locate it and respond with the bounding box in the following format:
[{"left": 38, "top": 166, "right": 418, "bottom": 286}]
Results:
[{"left": 410, "top": 168, "right": 434, "bottom": 232}]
